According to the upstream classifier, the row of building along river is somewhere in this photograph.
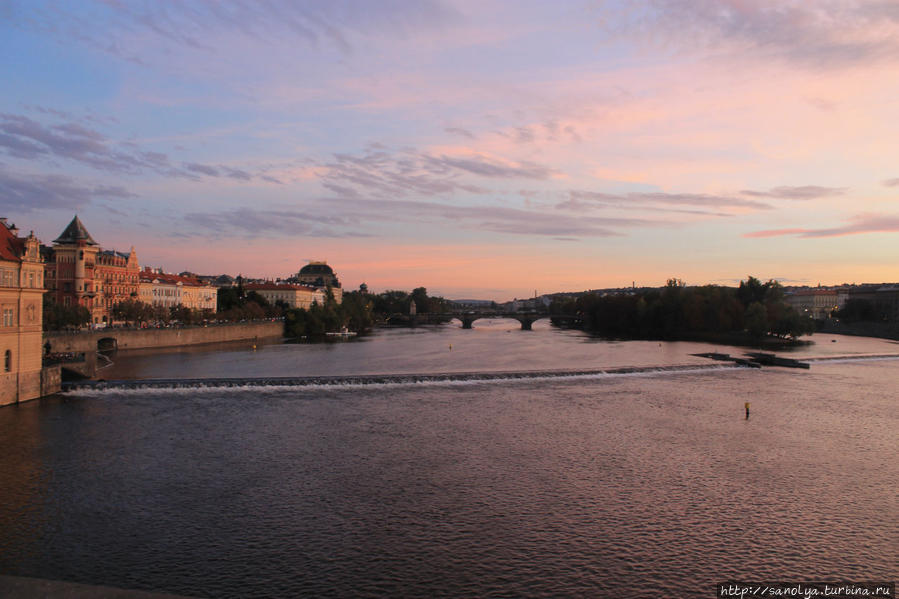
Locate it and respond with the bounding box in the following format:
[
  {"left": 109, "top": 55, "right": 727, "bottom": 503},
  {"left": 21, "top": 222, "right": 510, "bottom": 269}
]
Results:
[{"left": 0, "top": 319, "right": 896, "bottom": 598}]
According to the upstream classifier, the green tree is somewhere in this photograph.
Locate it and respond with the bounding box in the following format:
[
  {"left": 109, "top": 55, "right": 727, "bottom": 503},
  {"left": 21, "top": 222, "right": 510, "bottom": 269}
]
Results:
[
  {"left": 217, "top": 287, "right": 241, "bottom": 312},
  {"left": 410, "top": 287, "right": 430, "bottom": 313},
  {"left": 42, "top": 294, "right": 91, "bottom": 331},
  {"left": 112, "top": 299, "right": 152, "bottom": 326},
  {"left": 745, "top": 302, "right": 768, "bottom": 338}
]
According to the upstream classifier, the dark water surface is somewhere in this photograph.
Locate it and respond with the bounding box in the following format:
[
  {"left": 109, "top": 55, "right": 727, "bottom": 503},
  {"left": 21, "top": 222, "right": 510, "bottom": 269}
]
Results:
[
  {"left": 0, "top": 326, "right": 896, "bottom": 598},
  {"left": 98, "top": 320, "right": 899, "bottom": 380}
]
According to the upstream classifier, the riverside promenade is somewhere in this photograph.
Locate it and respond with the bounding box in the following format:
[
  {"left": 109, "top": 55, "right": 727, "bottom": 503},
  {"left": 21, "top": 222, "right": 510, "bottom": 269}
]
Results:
[{"left": 45, "top": 320, "right": 283, "bottom": 354}]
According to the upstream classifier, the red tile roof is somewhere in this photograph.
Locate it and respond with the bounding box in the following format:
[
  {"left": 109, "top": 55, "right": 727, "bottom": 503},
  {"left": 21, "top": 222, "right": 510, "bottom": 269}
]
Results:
[
  {"left": 140, "top": 271, "right": 211, "bottom": 287},
  {"left": 245, "top": 282, "right": 317, "bottom": 291},
  {"left": 0, "top": 223, "right": 24, "bottom": 263}
]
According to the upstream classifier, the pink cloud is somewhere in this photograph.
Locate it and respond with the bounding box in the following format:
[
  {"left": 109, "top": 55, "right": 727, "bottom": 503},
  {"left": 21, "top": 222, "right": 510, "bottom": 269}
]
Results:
[
  {"left": 745, "top": 214, "right": 899, "bottom": 238},
  {"left": 743, "top": 228, "right": 814, "bottom": 238}
]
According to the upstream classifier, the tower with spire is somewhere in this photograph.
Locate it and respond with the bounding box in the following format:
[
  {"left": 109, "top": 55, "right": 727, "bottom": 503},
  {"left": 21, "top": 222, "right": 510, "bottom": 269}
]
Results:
[
  {"left": 44, "top": 215, "right": 140, "bottom": 325},
  {"left": 49, "top": 215, "right": 100, "bottom": 319}
]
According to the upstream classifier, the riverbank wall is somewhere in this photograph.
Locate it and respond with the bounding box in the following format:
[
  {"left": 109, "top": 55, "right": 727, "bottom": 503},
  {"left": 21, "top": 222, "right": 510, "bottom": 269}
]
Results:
[{"left": 45, "top": 321, "right": 284, "bottom": 354}]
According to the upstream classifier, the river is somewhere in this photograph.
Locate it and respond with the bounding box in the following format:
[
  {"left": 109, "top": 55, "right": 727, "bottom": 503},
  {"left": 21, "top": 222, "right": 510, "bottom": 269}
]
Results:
[{"left": 0, "top": 321, "right": 896, "bottom": 598}]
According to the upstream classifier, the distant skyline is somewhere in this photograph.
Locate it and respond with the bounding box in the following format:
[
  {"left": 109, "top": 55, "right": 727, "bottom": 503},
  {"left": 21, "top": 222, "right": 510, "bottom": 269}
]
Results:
[{"left": 3, "top": 1, "right": 899, "bottom": 301}]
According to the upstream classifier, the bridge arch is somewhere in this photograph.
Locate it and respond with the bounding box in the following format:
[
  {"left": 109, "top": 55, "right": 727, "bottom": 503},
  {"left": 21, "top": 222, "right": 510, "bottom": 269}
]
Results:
[
  {"left": 97, "top": 337, "right": 118, "bottom": 352},
  {"left": 454, "top": 313, "right": 551, "bottom": 330}
]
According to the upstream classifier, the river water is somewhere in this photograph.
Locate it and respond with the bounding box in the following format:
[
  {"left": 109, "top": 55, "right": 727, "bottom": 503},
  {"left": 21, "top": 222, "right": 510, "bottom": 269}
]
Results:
[{"left": 0, "top": 321, "right": 896, "bottom": 598}]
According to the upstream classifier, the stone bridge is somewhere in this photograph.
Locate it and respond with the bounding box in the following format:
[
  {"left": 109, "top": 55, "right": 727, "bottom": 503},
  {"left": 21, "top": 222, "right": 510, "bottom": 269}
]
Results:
[
  {"left": 451, "top": 312, "right": 579, "bottom": 330},
  {"left": 389, "top": 311, "right": 580, "bottom": 330}
]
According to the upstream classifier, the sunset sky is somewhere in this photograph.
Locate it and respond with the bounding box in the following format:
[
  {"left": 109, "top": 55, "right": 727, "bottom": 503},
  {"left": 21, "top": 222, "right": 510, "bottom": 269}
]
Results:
[{"left": 2, "top": 1, "right": 899, "bottom": 300}]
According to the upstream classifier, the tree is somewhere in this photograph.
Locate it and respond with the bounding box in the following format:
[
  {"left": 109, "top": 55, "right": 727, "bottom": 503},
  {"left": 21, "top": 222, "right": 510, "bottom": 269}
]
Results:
[
  {"left": 43, "top": 294, "right": 91, "bottom": 331},
  {"left": 737, "top": 276, "right": 766, "bottom": 307},
  {"left": 770, "top": 307, "right": 815, "bottom": 339},
  {"left": 410, "top": 287, "right": 430, "bottom": 313},
  {"left": 112, "top": 299, "right": 152, "bottom": 326},
  {"left": 745, "top": 302, "right": 768, "bottom": 338},
  {"left": 217, "top": 287, "right": 241, "bottom": 312}
]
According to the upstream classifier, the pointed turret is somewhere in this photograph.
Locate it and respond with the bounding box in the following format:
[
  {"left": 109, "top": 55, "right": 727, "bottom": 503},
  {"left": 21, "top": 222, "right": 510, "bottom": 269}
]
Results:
[{"left": 53, "top": 215, "right": 98, "bottom": 246}]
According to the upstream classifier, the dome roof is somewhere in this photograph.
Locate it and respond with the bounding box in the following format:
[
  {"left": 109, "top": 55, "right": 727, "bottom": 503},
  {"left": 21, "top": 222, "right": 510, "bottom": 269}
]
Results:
[{"left": 299, "top": 262, "right": 334, "bottom": 275}]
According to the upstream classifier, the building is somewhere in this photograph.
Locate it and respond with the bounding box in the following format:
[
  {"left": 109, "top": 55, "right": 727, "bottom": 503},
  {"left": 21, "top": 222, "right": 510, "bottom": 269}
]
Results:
[
  {"left": 292, "top": 261, "right": 343, "bottom": 302},
  {"left": 785, "top": 289, "right": 839, "bottom": 320},
  {"left": 97, "top": 247, "right": 140, "bottom": 316},
  {"left": 139, "top": 268, "right": 217, "bottom": 312},
  {"left": 847, "top": 285, "right": 899, "bottom": 320},
  {"left": 245, "top": 282, "right": 327, "bottom": 310},
  {"left": 0, "top": 219, "right": 45, "bottom": 406},
  {"left": 44, "top": 215, "right": 101, "bottom": 321},
  {"left": 44, "top": 215, "right": 140, "bottom": 325}
]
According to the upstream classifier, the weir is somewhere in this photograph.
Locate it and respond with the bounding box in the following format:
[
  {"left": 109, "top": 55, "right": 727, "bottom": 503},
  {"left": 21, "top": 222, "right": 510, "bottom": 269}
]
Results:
[{"left": 62, "top": 353, "right": 899, "bottom": 393}]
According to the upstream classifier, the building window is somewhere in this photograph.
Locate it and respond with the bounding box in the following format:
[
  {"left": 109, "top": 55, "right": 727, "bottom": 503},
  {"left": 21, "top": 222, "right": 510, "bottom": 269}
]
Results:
[
  {"left": 4, "top": 350, "right": 10, "bottom": 372},
  {"left": 2, "top": 308, "right": 13, "bottom": 327},
  {"left": 0, "top": 269, "right": 13, "bottom": 287}
]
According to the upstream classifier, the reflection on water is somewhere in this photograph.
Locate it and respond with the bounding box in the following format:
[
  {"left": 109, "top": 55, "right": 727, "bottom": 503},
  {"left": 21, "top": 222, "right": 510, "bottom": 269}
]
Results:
[
  {"left": 0, "top": 328, "right": 896, "bottom": 598},
  {"left": 99, "top": 322, "right": 899, "bottom": 380}
]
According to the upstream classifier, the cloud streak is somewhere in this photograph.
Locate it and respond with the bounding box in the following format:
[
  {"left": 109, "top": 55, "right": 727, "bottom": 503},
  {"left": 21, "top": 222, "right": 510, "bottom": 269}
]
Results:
[
  {"left": 745, "top": 214, "right": 899, "bottom": 238},
  {"left": 561, "top": 190, "right": 771, "bottom": 212},
  {"left": 0, "top": 113, "right": 275, "bottom": 183},
  {"left": 14, "top": 0, "right": 463, "bottom": 62},
  {"left": 603, "top": 0, "right": 899, "bottom": 69},
  {"left": 182, "top": 207, "right": 363, "bottom": 239},
  {"left": 184, "top": 194, "right": 664, "bottom": 240},
  {"left": 320, "top": 145, "right": 558, "bottom": 200},
  {"left": 0, "top": 166, "right": 137, "bottom": 213},
  {"left": 741, "top": 185, "right": 847, "bottom": 200}
]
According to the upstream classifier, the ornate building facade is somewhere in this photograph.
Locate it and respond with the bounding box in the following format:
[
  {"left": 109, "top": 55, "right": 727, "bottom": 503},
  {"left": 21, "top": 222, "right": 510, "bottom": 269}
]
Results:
[
  {"left": 291, "top": 261, "right": 343, "bottom": 302},
  {"left": 245, "top": 282, "right": 327, "bottom": 310},
  {"left": 139, "top": 268, "right": 217, "bottom": 311},
  {"left": 0, "top": 218, "right": 45, "bottom": 406},
  {"left": 97, "top": 248, "right": 140, "bottom": 316},
  {"left": 44, "top": 216, "right": 140, "bottom": 324}
]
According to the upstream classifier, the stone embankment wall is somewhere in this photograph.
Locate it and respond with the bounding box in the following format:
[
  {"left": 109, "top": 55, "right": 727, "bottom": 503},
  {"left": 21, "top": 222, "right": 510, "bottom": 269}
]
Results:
[
  {"left": 45, "top": 321, "right": 284, "bottom": 353},
  {"left": 41, "top": 365, "right": 61, "bottom": 396}
]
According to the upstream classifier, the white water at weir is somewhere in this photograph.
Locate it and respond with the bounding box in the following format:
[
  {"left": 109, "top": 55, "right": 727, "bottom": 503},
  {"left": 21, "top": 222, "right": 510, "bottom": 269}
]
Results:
[{"left": 68, "top": 363, "right": 749, "bottom": 395}]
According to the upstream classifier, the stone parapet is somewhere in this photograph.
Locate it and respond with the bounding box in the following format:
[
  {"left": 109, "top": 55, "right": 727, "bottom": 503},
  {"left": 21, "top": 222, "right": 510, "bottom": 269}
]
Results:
[{"left": 45, "top": 321, "right": 283, "bottom": 353}]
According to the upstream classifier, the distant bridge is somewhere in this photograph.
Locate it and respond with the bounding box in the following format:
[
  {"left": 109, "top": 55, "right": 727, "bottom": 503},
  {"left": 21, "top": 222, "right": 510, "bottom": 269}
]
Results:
[
  {"left": 453, "top": 311, "right": 549, "bottom": 330},
  {"left": 388, "top": 311, "right": 579, "bottom": 330}
]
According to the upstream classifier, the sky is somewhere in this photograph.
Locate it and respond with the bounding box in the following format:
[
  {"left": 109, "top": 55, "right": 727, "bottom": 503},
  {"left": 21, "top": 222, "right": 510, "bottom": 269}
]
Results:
[{"left": 2, "top": 0, "right": 899, "bottom": 301}]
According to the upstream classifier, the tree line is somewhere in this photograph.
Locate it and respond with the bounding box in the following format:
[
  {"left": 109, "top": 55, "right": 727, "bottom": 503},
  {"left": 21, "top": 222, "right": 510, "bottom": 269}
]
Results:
[
  {"left": 44, "top": 277, "right": 816, "bottom": 342},
  {"left": 42, "top": 282, "right": 452, "bottom": 336},
  {"left": 548, "top": 276, "right": 815, "bottom": 341},
  {"left": 284, "top": 287, "right": 453, "bottom": 339}
]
